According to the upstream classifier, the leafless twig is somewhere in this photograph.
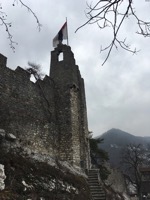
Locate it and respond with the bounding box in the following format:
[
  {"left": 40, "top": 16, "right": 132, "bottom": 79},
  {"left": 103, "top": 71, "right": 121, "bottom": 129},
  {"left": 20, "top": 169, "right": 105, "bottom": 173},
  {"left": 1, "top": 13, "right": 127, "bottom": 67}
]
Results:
[
  {"left": 0, "top": 7, "right": 17, "bottom": 51},
  {"left": 0, "top": 1, "right": 41, "bottom": 51},
  {"left": 14, "top": 0, "right": 42, "bottom": 31},
  {"left": 75, "top": 0, "right": 150, "bottom": 65}
]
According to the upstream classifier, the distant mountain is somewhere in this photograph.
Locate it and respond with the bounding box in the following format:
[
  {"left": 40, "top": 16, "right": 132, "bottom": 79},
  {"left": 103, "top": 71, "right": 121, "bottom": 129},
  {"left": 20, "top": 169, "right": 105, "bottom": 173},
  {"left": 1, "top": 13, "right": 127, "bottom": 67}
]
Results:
[{"left": 96, "top": 128, "right": 150, "bottom": 168}]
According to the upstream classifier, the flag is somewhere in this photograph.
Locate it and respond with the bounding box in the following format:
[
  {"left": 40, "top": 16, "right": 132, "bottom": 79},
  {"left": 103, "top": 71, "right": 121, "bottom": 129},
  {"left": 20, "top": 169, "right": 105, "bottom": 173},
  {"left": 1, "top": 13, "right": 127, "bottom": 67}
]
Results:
[{"left": 53, "top": 22, "right": 68, "bottom": 47}]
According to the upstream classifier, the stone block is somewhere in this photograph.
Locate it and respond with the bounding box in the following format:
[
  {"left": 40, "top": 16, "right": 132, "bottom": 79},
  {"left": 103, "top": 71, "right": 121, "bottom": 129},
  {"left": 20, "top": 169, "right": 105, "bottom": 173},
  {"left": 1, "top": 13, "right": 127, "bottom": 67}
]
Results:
[{"left": 0, "top": 129, "right": 5, "bottom": 140}]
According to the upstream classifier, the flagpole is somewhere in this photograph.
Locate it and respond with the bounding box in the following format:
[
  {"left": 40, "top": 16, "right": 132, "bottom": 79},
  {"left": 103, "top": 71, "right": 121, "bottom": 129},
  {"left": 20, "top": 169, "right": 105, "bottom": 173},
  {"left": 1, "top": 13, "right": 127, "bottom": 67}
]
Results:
[{"left": 66, "top": 17, "right": 69, "bottom": 46}]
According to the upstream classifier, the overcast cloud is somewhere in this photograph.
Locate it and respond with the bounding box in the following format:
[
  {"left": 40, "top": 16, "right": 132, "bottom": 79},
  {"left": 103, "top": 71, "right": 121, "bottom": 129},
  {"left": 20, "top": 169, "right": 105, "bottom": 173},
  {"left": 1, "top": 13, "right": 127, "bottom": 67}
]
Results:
[{"left": 1, "top": 0, "right": 150, "bottom": 137}]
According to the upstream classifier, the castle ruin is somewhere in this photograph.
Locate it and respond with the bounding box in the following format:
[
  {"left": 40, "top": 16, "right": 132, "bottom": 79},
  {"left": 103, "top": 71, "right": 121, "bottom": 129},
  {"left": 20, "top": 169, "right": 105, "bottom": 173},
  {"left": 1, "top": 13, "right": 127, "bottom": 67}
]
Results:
[{"left": 0, "top": 44, "right": 90, "bottom": 170}]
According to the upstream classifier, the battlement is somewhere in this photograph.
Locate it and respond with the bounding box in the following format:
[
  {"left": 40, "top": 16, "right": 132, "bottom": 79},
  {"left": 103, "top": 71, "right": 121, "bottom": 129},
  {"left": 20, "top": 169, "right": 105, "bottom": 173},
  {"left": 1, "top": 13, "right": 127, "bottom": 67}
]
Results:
[
  {"left": 15, "top": 66, "right": 31, "bottom": 80},
  {"left": 0, "top": 54, "right": 53, "bottom": 86}
]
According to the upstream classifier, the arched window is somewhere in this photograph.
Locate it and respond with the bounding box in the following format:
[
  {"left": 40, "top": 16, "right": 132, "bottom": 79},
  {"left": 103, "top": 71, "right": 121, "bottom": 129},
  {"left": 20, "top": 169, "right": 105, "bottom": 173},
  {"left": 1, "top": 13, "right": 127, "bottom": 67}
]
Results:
[{"left": 58, "top": 52, "right": 63, "bottom": 61}]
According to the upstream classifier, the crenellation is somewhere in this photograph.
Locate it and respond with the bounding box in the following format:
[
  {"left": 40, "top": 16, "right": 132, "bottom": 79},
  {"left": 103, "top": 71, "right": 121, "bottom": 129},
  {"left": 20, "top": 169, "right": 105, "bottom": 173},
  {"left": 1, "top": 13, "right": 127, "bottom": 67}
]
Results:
[
  {"left": 0, "top": 44, "right": 90, "bottom": 171},
  {"left": 15, "top": 66, "right": 31, "bottom": 80},
  {"left": 0, "top": 53, "right": 7, "bottom": 67}
]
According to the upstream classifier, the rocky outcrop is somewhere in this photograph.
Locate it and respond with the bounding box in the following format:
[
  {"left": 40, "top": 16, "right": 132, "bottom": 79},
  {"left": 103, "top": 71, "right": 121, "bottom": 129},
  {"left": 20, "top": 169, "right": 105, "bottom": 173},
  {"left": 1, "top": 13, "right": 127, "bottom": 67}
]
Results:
[
  {"left": 0, "top": 164, "right": 6, "bottom": 191},
  {"left": 0, "top": 129, "right": 91, "bottom": 200},
  {"left": 104, "top": 166, "right": 131, "bottom": 200}
]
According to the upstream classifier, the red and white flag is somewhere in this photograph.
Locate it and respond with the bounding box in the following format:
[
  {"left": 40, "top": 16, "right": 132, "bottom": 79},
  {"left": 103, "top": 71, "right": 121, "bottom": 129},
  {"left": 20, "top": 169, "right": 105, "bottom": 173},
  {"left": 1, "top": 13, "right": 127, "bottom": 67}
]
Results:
[{"left": 53, "top": 22, "right": 68, "bottom": 47}]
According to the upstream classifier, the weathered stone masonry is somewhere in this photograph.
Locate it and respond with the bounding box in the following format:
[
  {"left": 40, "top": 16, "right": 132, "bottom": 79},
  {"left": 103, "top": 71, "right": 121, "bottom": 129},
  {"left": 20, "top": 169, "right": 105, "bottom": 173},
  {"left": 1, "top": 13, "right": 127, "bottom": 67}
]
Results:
[{"left": 0, "top": 44, "right": 90, "bottom": 169}]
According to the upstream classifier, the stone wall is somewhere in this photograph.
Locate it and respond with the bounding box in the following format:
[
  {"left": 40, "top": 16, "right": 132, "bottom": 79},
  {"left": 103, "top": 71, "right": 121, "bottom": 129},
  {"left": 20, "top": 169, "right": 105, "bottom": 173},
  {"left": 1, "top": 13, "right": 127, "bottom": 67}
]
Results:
[
  {"left": 50, "top": 44, "right": 90, "bottom": 169},
  {"left": 0, "top": 44, "right": 90, "bottom": 170},
  {"left": 0, "top": 54, "right": 57, "bottom": 156}
]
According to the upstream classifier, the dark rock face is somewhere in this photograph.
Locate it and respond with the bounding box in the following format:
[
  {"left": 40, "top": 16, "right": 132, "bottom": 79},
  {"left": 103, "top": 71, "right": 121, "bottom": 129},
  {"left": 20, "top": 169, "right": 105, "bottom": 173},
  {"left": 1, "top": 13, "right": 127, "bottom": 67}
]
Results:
[{"left": 0, "top": 136, "right": 91, "bottom": 200}]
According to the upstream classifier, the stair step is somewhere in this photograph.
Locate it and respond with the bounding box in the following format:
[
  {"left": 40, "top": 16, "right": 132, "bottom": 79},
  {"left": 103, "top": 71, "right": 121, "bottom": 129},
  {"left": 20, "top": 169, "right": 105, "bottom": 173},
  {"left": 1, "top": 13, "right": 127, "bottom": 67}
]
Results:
[
  {"left": 90, "top": 189, "right": 104, "bottom": 192},
  {"left": 89, "top": 185, "right": 100, "bottom": 187},
  {"left": 92, "top": 194, "right": 105, "bottom": 197},
  {"left": 92, "top": 197, "right": 105, "bottom": 200},
  {"left": 90, "top": 191, "right": 105, "bottom": 195},
  {"left": 88, "top": 169, "right": 106, "bottom": 200},
  {"left": 89, "top": 173, "right": 99, "bottom": 175},
  {"left": 92, "top": 192, "right": 105, "bottom": 196},
  {"left": 90, "top": 189, "right": 105, "bottom": 193},
  {"left": 89, "top": 175, "right": 98, "bottom": 177},
  {"left": 88, "top": 177, "right": 98, "bottom": 179},
  {"left": 89, "top": 184, "right": 100, "bottom": 187},
  {"left": 89, "top": 188, "right": 104, "bottom": 191},
  {"left": 89, "top": 185, "right": 103, "bottom": 188},
  {"left": 90, "top": 190, "right": 104, "bottom": 193},
  {"left": 88, "top": 180, "right": 99, "bottom": 183},
  {"left": 91, "top": 189, "right": 105, "bottom": 192},
  {"left": 88, "top": 174, "right": 99, "bottom": 176},
  {"left": 89, "top": 172, "right": 99, "bottom": 174}
]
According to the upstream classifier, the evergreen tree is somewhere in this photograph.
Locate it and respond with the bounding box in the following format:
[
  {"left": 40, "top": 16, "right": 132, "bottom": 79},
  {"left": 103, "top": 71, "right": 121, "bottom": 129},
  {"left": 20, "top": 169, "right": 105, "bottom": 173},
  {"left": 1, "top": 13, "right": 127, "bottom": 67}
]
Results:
[{"left": 90, "top": 138, "right": 110, "bottom": 180}]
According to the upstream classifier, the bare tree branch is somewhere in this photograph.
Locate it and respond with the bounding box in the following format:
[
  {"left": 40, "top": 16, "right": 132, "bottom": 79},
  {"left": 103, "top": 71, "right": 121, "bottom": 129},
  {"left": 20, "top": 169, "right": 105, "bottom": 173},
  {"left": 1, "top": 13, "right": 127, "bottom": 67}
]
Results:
[
  {"left": 0, "top": 10, "right": 17, "bottom": 51},
  {"left": 121, "top": 144, "right": 150, "bottom": 196},
  {"left": 75, "top": 0, "right": 150, "bottom": 65},
  {"left": 14, "top": 0, "right": 42, "bottom": 31},
  {"left": 0, "top": 1, "right": 41, "bottom": 51}
]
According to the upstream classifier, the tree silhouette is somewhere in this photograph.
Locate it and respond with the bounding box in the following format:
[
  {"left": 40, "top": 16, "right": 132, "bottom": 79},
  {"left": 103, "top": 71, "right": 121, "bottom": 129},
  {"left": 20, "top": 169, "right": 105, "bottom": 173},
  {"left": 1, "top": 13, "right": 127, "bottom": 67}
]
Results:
[
  {"left": 27, "top": 62, "right": 44, "bottom": 81},
  {"left": 121, "top": 144, "right": 150, "bottom": 197},
  {"left": 90, "top": 138, "right": 110, "bottom": 180}
]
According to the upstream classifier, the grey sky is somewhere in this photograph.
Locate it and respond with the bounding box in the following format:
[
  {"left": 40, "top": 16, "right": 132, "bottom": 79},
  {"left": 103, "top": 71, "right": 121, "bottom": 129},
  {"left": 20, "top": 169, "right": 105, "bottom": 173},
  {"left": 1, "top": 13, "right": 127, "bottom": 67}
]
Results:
[{"left": 1, "top": 0, "right": 150, "bottom": 137}]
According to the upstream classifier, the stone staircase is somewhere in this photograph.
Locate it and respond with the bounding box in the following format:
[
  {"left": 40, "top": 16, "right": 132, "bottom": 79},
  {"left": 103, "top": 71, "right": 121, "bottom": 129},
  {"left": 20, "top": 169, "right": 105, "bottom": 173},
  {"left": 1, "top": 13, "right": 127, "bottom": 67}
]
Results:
[{"left": 88, "top": 169, "right": 106, "bottom": 200}]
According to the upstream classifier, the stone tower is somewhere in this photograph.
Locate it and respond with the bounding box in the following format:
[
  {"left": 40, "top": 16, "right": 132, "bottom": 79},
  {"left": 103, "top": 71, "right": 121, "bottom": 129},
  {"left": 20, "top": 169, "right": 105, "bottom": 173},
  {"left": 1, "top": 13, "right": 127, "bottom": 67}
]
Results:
[{"left": 50, "top": 44, "right": 90, "bottom": 169}]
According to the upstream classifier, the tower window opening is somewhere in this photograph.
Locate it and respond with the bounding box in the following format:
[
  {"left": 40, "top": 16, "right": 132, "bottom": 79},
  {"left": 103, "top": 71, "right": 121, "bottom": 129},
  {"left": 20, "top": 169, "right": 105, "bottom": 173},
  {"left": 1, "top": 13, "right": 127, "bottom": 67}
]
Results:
[{"left": 58, "top": 52, "right": 63, "bottom": 61}]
